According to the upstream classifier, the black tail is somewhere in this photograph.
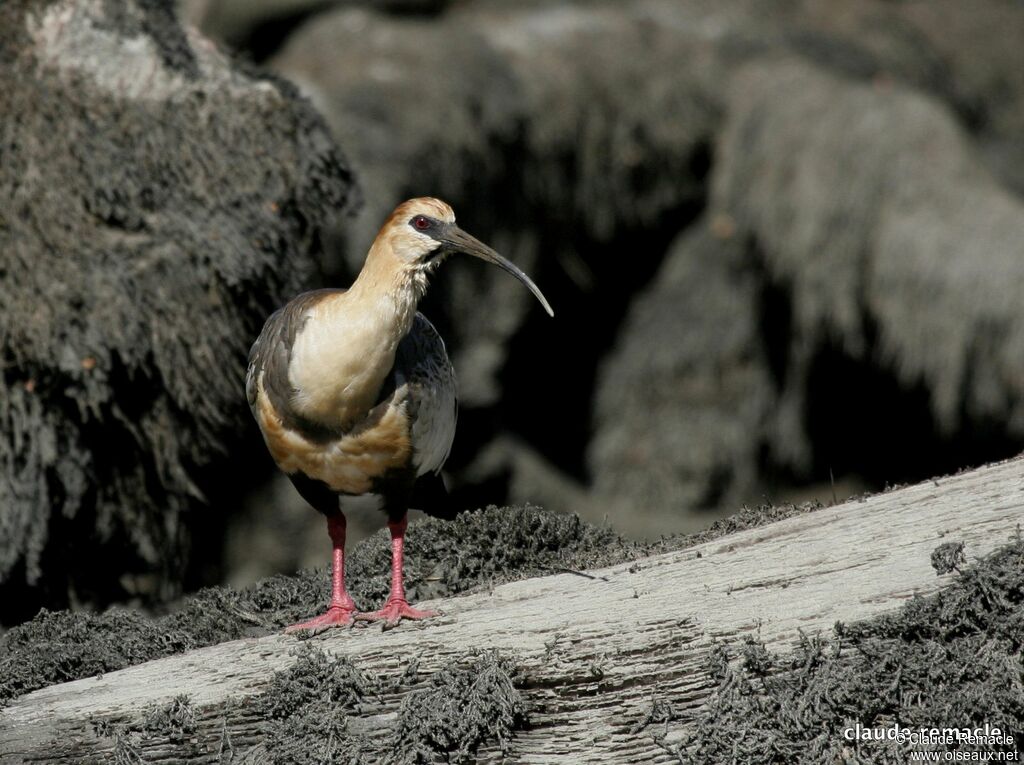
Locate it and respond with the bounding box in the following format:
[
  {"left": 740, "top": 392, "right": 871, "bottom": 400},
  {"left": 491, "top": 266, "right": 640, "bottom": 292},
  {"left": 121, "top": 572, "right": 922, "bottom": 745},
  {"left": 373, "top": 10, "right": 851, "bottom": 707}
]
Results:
[{"left": 410, "top": 472, "right": 459, "bottom": 520}]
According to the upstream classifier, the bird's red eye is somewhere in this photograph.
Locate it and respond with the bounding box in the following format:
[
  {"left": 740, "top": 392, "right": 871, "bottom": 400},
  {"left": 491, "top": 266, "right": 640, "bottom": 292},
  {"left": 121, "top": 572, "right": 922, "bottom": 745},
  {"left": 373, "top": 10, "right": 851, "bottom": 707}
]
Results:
[{"left": 412, "top": 215, "right": 431, "bottom": 231}]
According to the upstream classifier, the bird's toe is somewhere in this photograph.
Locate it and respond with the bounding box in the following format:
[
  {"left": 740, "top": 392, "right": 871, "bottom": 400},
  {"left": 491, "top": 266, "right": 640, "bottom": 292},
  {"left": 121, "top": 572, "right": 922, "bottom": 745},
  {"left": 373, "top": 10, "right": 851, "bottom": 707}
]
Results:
[
  {"left": 355, "top": 598, "right": 439, "bottom": 630},
  {"left": 285, "top": 604, "right": 357, "bottom": 634}
]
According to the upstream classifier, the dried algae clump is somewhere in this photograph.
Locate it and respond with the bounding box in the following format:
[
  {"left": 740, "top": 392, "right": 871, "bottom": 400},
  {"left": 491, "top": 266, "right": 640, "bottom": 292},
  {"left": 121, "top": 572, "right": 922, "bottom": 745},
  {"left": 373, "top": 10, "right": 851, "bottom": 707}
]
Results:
[
  {"left": 390, "top": 650, "right": 527, "bottom": 764},
  {"left": 255, "top": 645, "right": 370, "bottom": 765}
]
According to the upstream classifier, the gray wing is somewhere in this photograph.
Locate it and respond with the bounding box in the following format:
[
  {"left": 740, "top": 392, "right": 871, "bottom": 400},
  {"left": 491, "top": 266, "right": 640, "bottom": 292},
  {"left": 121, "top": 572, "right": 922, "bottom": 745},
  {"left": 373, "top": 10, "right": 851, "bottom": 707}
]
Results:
[{"left": 394, "top": 313, "right": 458, "bottom": 477}]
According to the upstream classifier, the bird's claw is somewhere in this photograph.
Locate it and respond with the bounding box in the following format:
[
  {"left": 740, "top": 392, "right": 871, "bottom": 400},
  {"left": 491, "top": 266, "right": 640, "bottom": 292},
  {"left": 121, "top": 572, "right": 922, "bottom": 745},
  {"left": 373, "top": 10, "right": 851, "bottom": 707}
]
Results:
[
  {"left": 355, "top": 598, "right": 438, "bottom": 630},
  {"left": 285, "top": 604, "right": 357, "bottom": 635}
]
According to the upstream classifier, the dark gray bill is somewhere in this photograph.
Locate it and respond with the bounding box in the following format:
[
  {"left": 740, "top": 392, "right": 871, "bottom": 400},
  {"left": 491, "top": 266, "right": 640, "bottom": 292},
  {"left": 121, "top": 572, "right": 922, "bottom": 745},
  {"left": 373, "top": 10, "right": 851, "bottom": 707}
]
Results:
[{"left": 444, "top": 226, "right": 554, "bottom": 317}]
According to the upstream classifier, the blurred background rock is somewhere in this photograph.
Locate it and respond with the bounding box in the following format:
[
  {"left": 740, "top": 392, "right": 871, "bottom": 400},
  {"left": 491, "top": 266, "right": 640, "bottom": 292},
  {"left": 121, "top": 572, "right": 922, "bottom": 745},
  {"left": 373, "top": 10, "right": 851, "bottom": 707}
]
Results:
[{"left": 3, "top": 0, "right": 1024, "bottom": 624}]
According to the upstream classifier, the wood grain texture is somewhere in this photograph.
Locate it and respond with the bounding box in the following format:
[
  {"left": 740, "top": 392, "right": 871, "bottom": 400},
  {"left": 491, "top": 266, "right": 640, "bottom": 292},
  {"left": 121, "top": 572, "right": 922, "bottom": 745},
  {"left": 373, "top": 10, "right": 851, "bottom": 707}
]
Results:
[{"left": 3, "top": 458, "right": 1023, "bottom": 763}]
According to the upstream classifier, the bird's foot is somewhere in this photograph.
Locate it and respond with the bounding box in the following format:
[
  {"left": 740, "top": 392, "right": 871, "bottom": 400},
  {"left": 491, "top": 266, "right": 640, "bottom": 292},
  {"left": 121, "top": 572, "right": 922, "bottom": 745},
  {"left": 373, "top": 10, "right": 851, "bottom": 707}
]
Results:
[
  {"left": 285, "top": 604, "right": 356, "bottom": 635},
  {"left": 355, "top": 598, "right": 438, "bottom": 630}
]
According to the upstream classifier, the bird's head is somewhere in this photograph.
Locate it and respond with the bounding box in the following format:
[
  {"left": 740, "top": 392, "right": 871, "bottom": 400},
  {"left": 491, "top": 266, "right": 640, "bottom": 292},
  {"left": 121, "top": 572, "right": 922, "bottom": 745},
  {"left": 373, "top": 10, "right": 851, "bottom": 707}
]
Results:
[{"left": 376, "top": 197, "right": 554, "bottom": 316}]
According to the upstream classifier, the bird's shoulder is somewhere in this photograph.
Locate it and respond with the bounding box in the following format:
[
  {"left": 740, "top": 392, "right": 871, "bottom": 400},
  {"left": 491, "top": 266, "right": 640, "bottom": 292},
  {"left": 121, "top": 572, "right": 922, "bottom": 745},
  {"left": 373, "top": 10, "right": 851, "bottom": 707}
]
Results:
[{"left": 245, "top": 288, "right": 345, "bottom": 412}]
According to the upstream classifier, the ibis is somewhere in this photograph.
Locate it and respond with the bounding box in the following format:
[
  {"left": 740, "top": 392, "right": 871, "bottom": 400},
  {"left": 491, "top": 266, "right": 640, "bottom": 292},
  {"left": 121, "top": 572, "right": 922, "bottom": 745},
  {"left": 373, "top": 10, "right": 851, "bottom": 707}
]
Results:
[{"left": 246, "top": 197, "right": 553, "bottom": 631}]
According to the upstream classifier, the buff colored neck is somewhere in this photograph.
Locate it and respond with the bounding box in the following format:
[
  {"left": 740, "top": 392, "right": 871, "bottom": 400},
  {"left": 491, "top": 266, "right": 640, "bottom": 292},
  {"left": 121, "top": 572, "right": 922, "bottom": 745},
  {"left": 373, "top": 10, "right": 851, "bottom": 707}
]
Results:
[
  {"left": 348, "top": 238, "right": 428, "bottom": 321},
  {"left": 288, "top": 243, "right": 424, "bottom": 430}
]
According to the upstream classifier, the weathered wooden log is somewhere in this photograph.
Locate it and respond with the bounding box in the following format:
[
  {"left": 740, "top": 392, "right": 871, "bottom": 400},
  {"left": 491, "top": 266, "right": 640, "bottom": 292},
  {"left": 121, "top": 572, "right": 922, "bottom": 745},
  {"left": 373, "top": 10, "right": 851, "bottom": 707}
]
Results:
[{"left": 2, "top": 457, "right": 1022, "bottom": 763}]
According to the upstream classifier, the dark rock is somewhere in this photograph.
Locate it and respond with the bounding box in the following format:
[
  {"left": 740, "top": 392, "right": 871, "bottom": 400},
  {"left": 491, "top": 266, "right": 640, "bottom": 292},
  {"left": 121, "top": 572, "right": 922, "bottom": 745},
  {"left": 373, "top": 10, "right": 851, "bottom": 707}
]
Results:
[
  {"left": 0, "top": 0, "right": 356, "bottom": 621},
  {"left": 589, "top": 223, "right": 772, "bottom": 512},
  {"left": 890, "top": 0, "right": 1024, "bottom": 193},
  {"left": 591, "top": 25, "right": 1024, "bottom": 518},
  {"left": 713, "top": 60, "right": 1024, "bottom": 483},
  {"left": 887, "top": 0, "right": 1024, "bottom": 140},
  {"left": 186, "top": 0, "right": 452, "bottom": 55}
]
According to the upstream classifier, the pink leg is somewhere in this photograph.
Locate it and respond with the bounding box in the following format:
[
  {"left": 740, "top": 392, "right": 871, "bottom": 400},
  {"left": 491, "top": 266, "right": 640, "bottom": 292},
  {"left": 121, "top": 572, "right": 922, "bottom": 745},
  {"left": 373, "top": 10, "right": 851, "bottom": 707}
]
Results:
[
  {"left": 286, "top": 514, "right": 357, "bottom": 634},
  {"left": 356, "top": 515, "right": 438, "bottom": 629}
]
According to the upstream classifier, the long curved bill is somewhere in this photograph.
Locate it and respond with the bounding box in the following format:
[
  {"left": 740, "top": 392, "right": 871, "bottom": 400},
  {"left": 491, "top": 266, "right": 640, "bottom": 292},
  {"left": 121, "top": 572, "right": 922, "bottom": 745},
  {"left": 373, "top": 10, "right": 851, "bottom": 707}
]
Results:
[{"left": 444, "top": 226, "right": 554, "bottom": 317}]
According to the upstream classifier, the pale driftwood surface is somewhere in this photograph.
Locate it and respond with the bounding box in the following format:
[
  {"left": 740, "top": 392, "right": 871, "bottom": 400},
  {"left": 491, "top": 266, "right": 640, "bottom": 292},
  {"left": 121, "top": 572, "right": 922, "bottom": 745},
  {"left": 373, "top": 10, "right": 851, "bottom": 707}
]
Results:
[{"left": 3, "top": 458, "right": 1023, "bottom": 763}]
